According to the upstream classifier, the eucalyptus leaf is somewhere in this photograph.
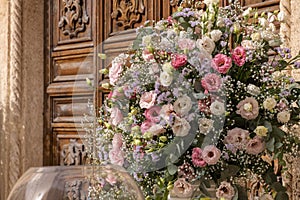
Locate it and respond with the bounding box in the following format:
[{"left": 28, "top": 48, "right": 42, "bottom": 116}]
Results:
[
  {"left": 167, "top": 164, "right": 178, "bottom": 175},
  {"left": 275, "top": 142, "right": 283, "bottom": 149},
  {"left": 272, "top": 126, "right": 285, "bottom": 140},
  {"left": 266, "top": 138, "right": 275, "bottom": 152},
  {"left": 263, "top": 121, "right": 273, "bottom": 132}
]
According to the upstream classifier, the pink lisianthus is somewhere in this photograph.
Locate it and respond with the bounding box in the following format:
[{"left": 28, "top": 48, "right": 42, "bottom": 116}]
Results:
[
  {"left": 171, "top": 54, "right": 188, "bottom": 69},
  {"left": 246, "top": 136, "right": 265, "bottom": 155},
  {"left": 178, "top": 38, "right": 196, "bottom": 50},
  {"left": 236, "top": 97, "right": 259, "bottom": 120},
  {"left": 110, "top": 107, "right": 123, "bottom": 126},
  {"left": 201, "top": 73, "right": 222, "bottom": 93},
  {"left": 109, "top": 148, "right": 124, "bottom": 166},
  {"left": 112, "top": 133, "right": 123, "bottom": 149},
  {"left": 109, "top": 62, "right": 123, "bottom": 85},
  {"left": 144, "top": 106, "right": 161, "bottom": 123},
  {"left": 141, "top": 120, "right": 154, "bottom": 134},
  {"left": 224, "top": 128, "right": 249, "bottom": 150},
  {"left": 139, "top": 91, "right": 157, "bottom": 109},
  {"left": 202, "top": 145, "right": 221, "bottom": 165},
  {"left": 232, "top": 46, "right": 246, "bottom": 67},
  {"left": 212, "top": 54, "right": 232, "bottom": 74},
  {"left": 192, "top": 147, "right": 207, "bottom": 167}
]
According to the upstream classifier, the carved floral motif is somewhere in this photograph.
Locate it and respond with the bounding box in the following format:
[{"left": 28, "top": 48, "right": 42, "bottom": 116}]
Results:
[
  {"left": 64, "top": 180, "right": 88, "bottom": 200},
  {"left": 111, "top": 0, "right": 145, "bottom": 29},
  {"left": 60, "top": 139, "right": 86, "bottom": 166},
  {"left": 58, "top": 0, "right": 89, "bottom": 38}
]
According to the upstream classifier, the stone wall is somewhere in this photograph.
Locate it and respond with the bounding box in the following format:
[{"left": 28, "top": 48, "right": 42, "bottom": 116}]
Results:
[{"left": 0, "top": 0, "right": 44, "bottom": 199}]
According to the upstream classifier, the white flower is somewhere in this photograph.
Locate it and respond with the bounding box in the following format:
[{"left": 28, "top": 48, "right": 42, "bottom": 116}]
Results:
[
  {"left": 272, "top": 71, "right": 283, "bottom": 81},
  {"left": 254, "top": 126, "right": 268, "bottom": 137},
  {"left": 210, "top": 101, "right": 225, "bottom": 116},
  {"left": 172, "top": 116, "right": 191, "bottom": 137},
  {"left": 241, "top": 40, "right": 255, "bottom": 50},
  {"left": 251, "top": 32, "right": 261, "bottom": 41},
  {"left": 198, "top": 118, "right": 214, "bottom": 135},
  {"left": 160, "top": 71, "right": 173, "bottom": 87},
  {"left": 277, "top": 111, "right": 291, "bottom": 123},
  {"left": 267, "top": 13, "right": 276, "bottom": 23},
  {"left": 162, "top": 62, "right": 174, "bottom": 74},
  {"left": 142, "top": 35, "right": 152, "bottom": 46},
  {"left": 261, "top": 31, "right": 273, "bottom": 41},
  {"left": 217, "top": 17, "right": 225, "bottom": 27},
  {"left": 247, "top": 84, "right": 261, "bottom": 96},
  {"left": 278, "top": 11, "right": 286, "bottom": 22},
  {"left": 258, "top": 17, "right": 268, "bottom": 27},
  {"left": 147, "top": 124, "right": 166, "bottom": 136},
  {"left": 263, "top": 97, "right": 277, "bottom": 111},
  {"left": 196, "top": 36, "right": 215, "bottom": 54},
  {"left": 204, "top": 0, "right": 219, "bottom": 5},
  {"left": 173, "top": 95, "right": 192, "bottom": 116},
  {"left": 210, "top": 30, "right": 223, "bottom": 42},
  {"left": 242, "top": 7, "right": 252, "bottom": 17},
  {"left": 269, "top": 23, "right": 276, "bottom": 32}
]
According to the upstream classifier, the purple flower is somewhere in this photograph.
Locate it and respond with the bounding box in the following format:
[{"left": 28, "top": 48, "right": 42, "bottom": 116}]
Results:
[{"left": 294, "top": 62, "right": 300, "bottom": 68}]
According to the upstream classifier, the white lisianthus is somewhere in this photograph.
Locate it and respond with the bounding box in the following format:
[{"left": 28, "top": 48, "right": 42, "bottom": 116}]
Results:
[
  {"left": 210, "top": 101, "right": 225, "bottom": 116},
  {"left": 278, "top": 11, "right": 286, "bottom": 22},
  {"left": 160, "top": 71, "right": 173, "bottom": 87},
  {"left": 147, "top": 124, "right": 166, "bottom": 136},
  {"left": 172, "top": 116, "right": 191, "bottom": 137},
  {"left": 242, "top": 7, "right": 252, "bottom": 17},
  {"left": 196, "top": 36, "right": 215, "bottom": 54},
  {"left": 254, "top": 126, "right": 268, "bottom": 137},
  {"left": 269, "top": 23, "right": 276, "bottom": 32},
  {"left": 267, "top": 13, "right": 276, "bottom": 23},
  {"left": 261, "top": 30, "right": 273, "bottom": 41},
  {"left": 162, "top": 62, "right": 174, "bottom": 74},
  {"left": 210, "top": 30, "right": 223, "bottom": 42},
  {"left": 277, "top": 111, "right": 291, "bottom": 123},
  {"left": 142, "top": 35, "right": 152, "bottom": 46},
  {"left": 216, "top": 17, "right": 225, "bottom": 27},
  {"left": 272, "top": 71, "right": 283, "bottom": 81},
  {"left": 258, "top": 17, "right": 268, "bottom": 27},
  {"left": 263, "top": 97, "right": 277, "bottom": 111},
  {"left": 198, "top": 118, "right": 214, "bottom": 135},
  {"left": 247, "top": 84, "right": 261, "bottom": 96},
  {"left": 241, "top": 40, "right": 255, "bottom": 50},
  {"left": 251, "top": 32, "right": 261, "bottom": 41},
  {"left": 174, "top": 95, "right": 192, "bottom": 116}
]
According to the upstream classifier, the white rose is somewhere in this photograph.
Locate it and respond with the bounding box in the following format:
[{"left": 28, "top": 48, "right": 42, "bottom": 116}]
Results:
[
  {"left": 277, "top": 111, "right": 290, "bottom": 123},
  {"left": 210, "top": 101, "right": 225, "bottom": 116},
  {"left": 198, "top": 118, "right": 214, "bottom": 135},
  {"left": 210, "top": 30, "right": 223, "bottom": 42},
  {"left": 173, "top": 95, "right": 192, "bottom": 116},
  {"left": 160, "top": 71, "right": 173, "bottom": 87},
  {"left": 172, "top": 116, "right": 191, "bottom": 137},
  {"left": 196, "top": 36, "right": 215, "bottom": 54},
  {"left": 254, "top": 126, "right": 268, "bottom": 137},
  {"left": 263, "top": 97, "right": 277, "bottom": 110}
]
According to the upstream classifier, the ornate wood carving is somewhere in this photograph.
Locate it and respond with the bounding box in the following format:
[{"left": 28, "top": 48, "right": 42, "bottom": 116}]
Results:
[
  {"left": 64, "top": 180, "right": 88, "bottom": 200},
  {"left": 111, "top": 0, "right": 145, "bottom": 29},
  {"left": 170, "top": 0, "right": 181, "bottom": 7},
  {"left": 58, "top": 0, "right": 89, "bottom": 38},
  {"left": 60, "top": 139, "right": 86, "bottom": 166}
]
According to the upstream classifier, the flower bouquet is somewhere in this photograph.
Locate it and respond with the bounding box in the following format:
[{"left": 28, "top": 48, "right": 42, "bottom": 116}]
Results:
[{"left": 91, "top": 0, "right": 300, "bottom": 199}]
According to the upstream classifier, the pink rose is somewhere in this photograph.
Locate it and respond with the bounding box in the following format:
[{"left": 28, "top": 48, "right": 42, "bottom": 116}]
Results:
[
  {"left": 192, "top": 147, "right": 207, "bottom": 167},
  {"left": 246, "top": 136, "right": 265, "bottom": 155},
  {"left": 212, "top": 54, "right": 232, "bottom": 74},
  {"left": 112, "top": 133, "right": 123, "bottom": 149},
  {"left": 178, "top": 38, "right": 196, "bottom": 50},
  {"left": 202, "top": 145, "right": 221, "bottom": 165},
  {"left": 144, "top": 106, "right": 161, "bottom": 123},
  {"left": 141, "top": 120, "right": 154, "bottom": 133},
  {"left": 201, "top": 73, "right": 222, "bottom": 93},
  {"left": 139, "top": 91, "right": 157, "bottom": 109},
  {"left": 110, "top": 107, "right": 123, "bottom": 126},
  {"left": 236, "top": 97, "right": 259, "bottom": 120},
  {"left": 142, "top": 49, "right": 155, "bottom": 62},
  {"left": 109, "top": 62, "right": 123, "bottom": 85},
  {"left": 109, "top": 148, "right": 124, "bottom": 166},
  {"left": 171, "top": 54, "right": 187, "bottom": 69},
  {"left": 232, "top": 46, "right": 246, "bottom": 67}
]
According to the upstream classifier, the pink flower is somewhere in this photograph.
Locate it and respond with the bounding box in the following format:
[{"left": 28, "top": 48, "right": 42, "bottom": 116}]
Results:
[
  {"left": 110, "top": 107, "right": 123, "bottom": 126},
  {"left": 236, "top": 97, "right": 259, "bottom": 120},
  {"left": 112, "top": 133, "right": 123, "bottom": 150},
  {"left": 171, "top": 54, "right": 187, "bottom": 69},
  {"left": 192, "top": 147, "right": 207, "bottom": 167},
  {"left": 178, "top": 162, "right": 197, "bottom": 181},
  {"left": 246, "top": 136, "right": 265, "bottom": 155},
  {"left": 144, "top": 106, "right": 161, "bottom": 123},
  {"left": 224, "top": 128, "right": 249, "bottom": 150},
  {"left": 167, "top": 16, "right": 173, "bottom": 24},
  {"left": 142, "top": 49, "right": 155, "bottom": 62},
  {"left": 216, "top": 181, "right": 235, "bottom": 200},
  {"left": 198, "top": 98, "right": 211, "bottom": 114},
  {"left": 106, "top": 174, "right": 117, "bottom": 185},
  {"left": 147, "top": 124, "right": 166, "bottom": 136},
  {"left": 141, "top": 120, "right": 154, "bottom": 133},
  {"left": 178, "top": 38, "right": 196, "bottom": 50},
  {"left": 232, "top": 46, "right": 246, "bottom": 67},
  {"left": 109, "top": 148, "right": 124, "bottom": 166},
  {"left": 139, "top": 91, "right": 157, "bottom": 109},
  {"left": 202, "top": 145, "right": 221, "bottom": 165},
  {"left": 212, "top": 54, "right": 232, "bottom": 74},
  {"left": 160, "top": 104, "right": 174, "bottom": 122},
  {"left": 171, "top": 178, "right": 194, "bottom": 198},
  {"left": 201, "top": 73, "right": 222, "bottom": 93},
  {"left": 109, "top": 62, "right": 123, "bottom": 85}
]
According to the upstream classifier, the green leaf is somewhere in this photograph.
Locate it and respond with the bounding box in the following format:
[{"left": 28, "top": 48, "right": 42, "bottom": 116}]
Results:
[
  {"left": 275, "top": 142, "right": 283, "bottom": 149},
  {"left": 266, "top": 138, "right": 275, "bottom": 152},
  {"left": 272, "top": 126, "right": 285, "bottom": 140},
  {"left": 271, "top": 182, "right": 287, "bottom": 192},
  {"left": 263, "top": 121, "right": 273, "bottom": 133},
  {"left": 263, "top": 169, "right": 277, "bottom": 185},
  {"left": 275, "top": 191, "right": 289, "bottom": 200},
  {"left": 167, "top": 164, "right": 177, "bottom": 175},
  {"left": 220, "top": 165, "right": 240, "bottom": 180}
]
